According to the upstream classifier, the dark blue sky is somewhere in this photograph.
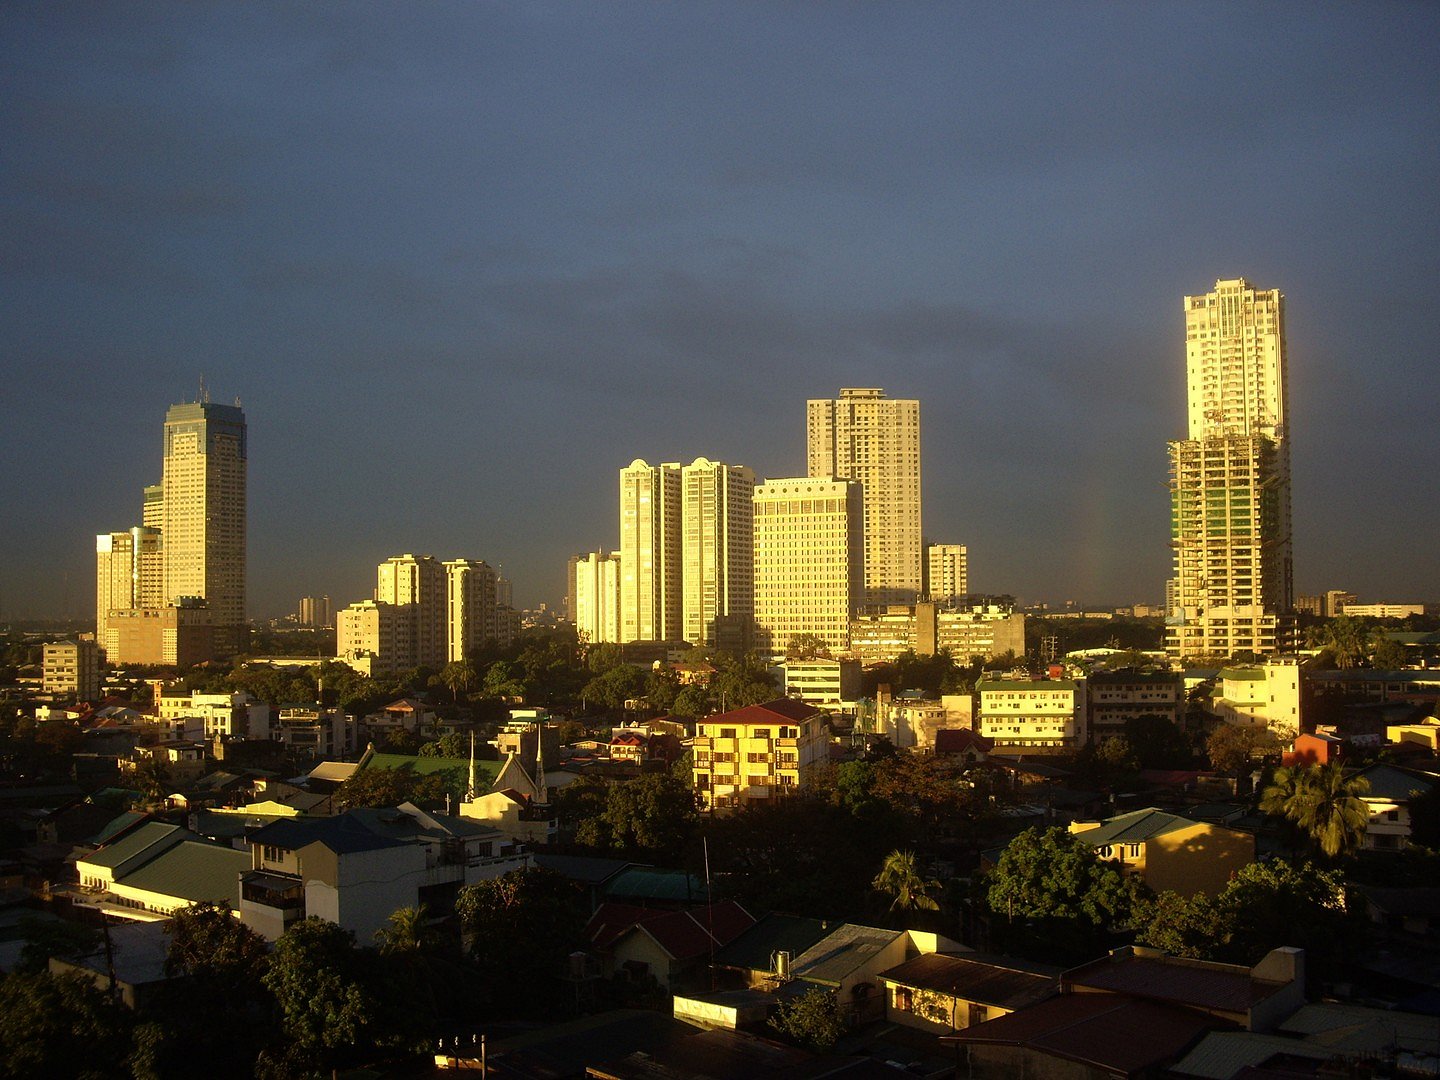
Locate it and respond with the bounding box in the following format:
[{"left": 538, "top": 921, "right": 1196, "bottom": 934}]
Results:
[{"left": 3, "top": 3, "right": 1437, "bottom": 620}]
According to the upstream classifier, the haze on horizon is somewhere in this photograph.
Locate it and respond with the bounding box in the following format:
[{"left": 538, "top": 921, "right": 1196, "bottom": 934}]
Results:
[{"left": 2, "top": 3, "right": 1437, "bottom": 621}]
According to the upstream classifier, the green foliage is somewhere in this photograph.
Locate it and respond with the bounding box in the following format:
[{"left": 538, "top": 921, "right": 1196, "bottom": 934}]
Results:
[
  {"left": 1123, "top": 713, "right": 1194, "bottom": 769},
  {"left": 582, "top": 663, "right": 646, "bottom": 710},
  {"left": 261, "top": 919, "right": 375, "bottom": 1053},
  {"left": 419, "top": 732, "right": 468, "bottom": 758},
  {"left": 986, "top": 826, "right": 1148, "bottom": 963},
  {"left": 334, "top": 763, "right": 463, "bottom": 809},
  {"left": 1262, "top": 762, "right": 1370, "bottom": 858},
  {"left": 873, "top": 849, "right": 940, "bottom": 913},
  {"left": 456, "top": 868, "right": 587, "bottom": 1013},
  {"left": 586, "top": 643, "right": 624, "bottom": 674},
  {"left": 0, "top": 971, "right": 134, "bottom": 1079},
  {"left": 14, "top": 915, "right": 101, "bottom": 974},
  {"left": 769, "top": 987, "right": 844, "bottom": 1051},
  {"left": 1369, "top": 635, "right": 1409, "bottom": 671},
  {"left": 1206, "top": 723, "right": 1277, "bottom": 774},
  {"left": 554, "top": 773, "right": 699, "bottom": 862},
  {"left": 671, "top": 684, "right": 713, "bottom": 718},
  {"left": 645, "top": 668, "right": 680, "bottom": 711},
  {"left": 375, "top": 904, "right": 438, "bottom": 955},
  {"left": 785, "top": 633, "right": 832, "bottom": 661},
  {"left": 166, "top": 900, "right": 269, "bottom": 983}
]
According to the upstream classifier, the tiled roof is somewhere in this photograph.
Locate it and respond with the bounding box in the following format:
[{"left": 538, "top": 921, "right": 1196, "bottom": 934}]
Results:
[
  {"left": 879, "top": 952, "right": 1059, "bottom": 1011},
  {"left": 588, "top": 901, "right": 755, "bottom": 959},
  {"left": 706, "top": 698, "right": 821, "bottom": 725},
  {"left": 935, "top": 729, "right": 993, "bottom": 754},
  {"left": 947, "top": 993, "right": 1223, "bottom": 1074},
  {"left": 1355, "top": 763, "right": 1436, "bottom": 801}
]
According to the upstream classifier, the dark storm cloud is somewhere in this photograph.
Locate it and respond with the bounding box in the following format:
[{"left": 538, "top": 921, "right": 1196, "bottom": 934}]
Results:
[{"left": 1, "top": 2, "right": 1437, "bottom": 618}]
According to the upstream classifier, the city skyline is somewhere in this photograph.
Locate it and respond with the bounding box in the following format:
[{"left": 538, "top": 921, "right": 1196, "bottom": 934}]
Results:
[{"left": 4, "top": 5, "right": 1439, "bottom": 619}]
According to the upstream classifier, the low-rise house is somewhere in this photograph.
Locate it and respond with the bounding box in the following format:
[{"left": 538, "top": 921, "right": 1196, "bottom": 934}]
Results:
[
  {"left": 1210, "top": 659, "right": 1302, "bottom": 734},
  {"left": 1352, "top": 763, "right": 1438, "bottom": 851},
  {"left": 239, "top": 802, "right": 528, "bottom": 940},
  {"left": 585, "top": 900, "right": 754, "bottom": 991},
  {"left": 1068, "top": 807, "right": 1255, "bottom": 898},
  {"left": 880, "top": 952, "right": 1060, "bottom": 1034},
  {"left": 49, "top": 921, "right": 175, "bottom": 1009}
]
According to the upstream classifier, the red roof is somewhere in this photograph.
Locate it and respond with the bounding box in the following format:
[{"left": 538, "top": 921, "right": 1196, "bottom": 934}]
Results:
[
  {"left": 584, "top": 901, "right": 755, "bottom": 960},
  {"left": 707, "top": 698, "right": 819, "bottom": 725},
  {"left": 1065, "top": 953, "right": 1284, "bottom": 1014},
  {"left": 947, "top": 993, "right": 1223, "bottom": 1075},
  {"left": 935, "top": 728, "right": 993, "bottom": 754}
]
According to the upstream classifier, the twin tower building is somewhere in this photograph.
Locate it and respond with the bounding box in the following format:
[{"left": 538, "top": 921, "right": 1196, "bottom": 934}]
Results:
[{"left": 572, "top": 388, "right": 950, "bottom": 655}]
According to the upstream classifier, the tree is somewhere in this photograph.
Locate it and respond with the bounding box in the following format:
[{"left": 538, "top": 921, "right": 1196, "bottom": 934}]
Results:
[
  {"left": 14, "top": 916, "right": 101, "bottom": 974},
  {"left": 376, "top": 904, "right": 438, "bottom": 955},
  {"left": 1264, "top": 762, "right": 1370, "bottom": 859},
  {"left": 166, "top": 900, "right": 268, "bottom": 983},
  {"left": 769, "top": 987, "right": 844, "bottom": 1051},
  {"left": 1123, "top": 714, "right": 1193, "bottom": 769},
  {"left": 1206, "top": 723, "right": 1276, "bottom": 775},
  {"left": 985, "top": 827, "right": 1146, "bottom": 962},
  {"left": 1135, "top": 890, "right": 1221, "bottom": 959},
  {"left": 671, "top": 684, "right": 713, "bottom": 718},
  {"left": 1313, "top": 616, "right": 1370, "bottom": 669},
  {"left": 582, "top": 663, "right": 646, "bottom": 710},
  {"left": 456, "top": 868, "right": 586, "bottom": 1013},
  {"left": 261, "top": 918, "right": 375, "bottom": 1055},
  {"left": 419, "top": 732, "right": 467, "bottom": 758},
  {"left": 1369, "top": 634, "right": 1408, "bottom": 671},
  {"left": 872, "top": 850, "right": 940, "bottom": 913},
  {"left": 440, "top": 660, "right": 477, "bottom": 704},
  {"left": 785, "top": 633, "right": 832, "bottom": 661},
  {"left": 0, "top": 972, "right": 133, "bottom": 1079}
]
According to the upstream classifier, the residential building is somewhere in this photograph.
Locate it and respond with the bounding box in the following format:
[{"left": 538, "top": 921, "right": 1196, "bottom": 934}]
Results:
[
  {"left": 807, "top": 387, "right": 922, "bottom": 605},
  {"left": 619, "top": 459, "right": 683, "bottom": 643},
  {"left": 161, "top": 401, "right": 247, "bottom": 655},
  {"left": 1209, "top": 657, "right": 1301, "bottom": 734},
  {"left": 849, "top": 600, "right": 1024, "bottom": 665},
  {"left": 584, "top": 900, "right": 754, "bottom": 992},
  {"left": 1068, "top": 807, "right": 1256, "bottom": 897},
  {"left": 752, "top": 476, "right": 863, "bottom": 655},
  {"left": 926, "top": 543, "right": 968, "bottom": 601},
  {"left": 155, "top": 687, "right": 268, "bottom": 739},
  {"left": 1295, "top": 594, "right": 1322, "bottom": 617},
  {"left": 572, "top": 550, "right": 622, "bottom": 645},
  {"left": 75, "top": 821, "right": 252, "bottom": 922},
  {"left": 376, "top": 553, "right": 446, "bottom": 670},
  {"left": 240, "top": 806, "right": 529, "bottom": 941},
  {"left": 43, "top": 639, "right": 100, "bottom": 701},
  {"left": 1167, "top": 279, "right": 1295, "bottom": 660},
  {"left": 692, "top": 699, "right": 827, "bottom": 813},
  {"left": 270, "top": 704, "right": 354, "bottom": 759},
  {"left": 335, "top": 599, "right": 402, "bottom": 676},
  {"left": 1351, "top": 763, "right": 1437, "bottom": 852},
  {"left": 1086, "top": 671, "right": 1183, "bottom": 745},
  {"left": 444, "top": 558, "right": 497, "bottom": 662},
  {"left": 296, "top": 595, "right": 331, "bottom": 628},
  {"left": 768, "top": 658, "right": 862, "bottom": 708},
  {"left": 102, "top": 600, "right": 215, "bottom": 667},
  {"left": 1342, "top": 603, "right": 1424, "bottom": 619},
  {"left": 977, "top": 678, "right": 1085, "bottom": 752},
  {"left": 881, "top": 953, "right": 1059, "bottom": 1035},
  {"left": 680, "top": 457, "right": 755, "bottom": 648},
  {"left": 95, "top": 527, "right": 163, "bottom": 652},
  {"left": 1323, "top": 590, "right": 1357, "bottom": 617}
]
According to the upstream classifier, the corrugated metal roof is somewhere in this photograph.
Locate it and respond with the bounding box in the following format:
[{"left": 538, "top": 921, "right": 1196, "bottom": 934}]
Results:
[
  {"left": 1171, "top": 1032, "right": 1331, "bottom": 1078},
  {"left": 117, "top": 840, "right": 252, "bottom": 909},
  {"left": 880, "top": 952, "right": 1059, "bottom": 1011},
  {"left": 714, "top": 913, "right": 832, "bottom": 973},
  {"left": 791, "top": 923, "right": 902, "bottom": 986},
  {"left": 1066, "top": 952, "right": 1281, "bottom": 1013},
  {"left": 1076, "top": 808, "right": 1198, "bottom": 846},
  {"left": 1278, "top": 1002, "right": 1440, "bottom": 1055},
  {"left": 82, "top": 822, "right": 187, "bottom": 870}
]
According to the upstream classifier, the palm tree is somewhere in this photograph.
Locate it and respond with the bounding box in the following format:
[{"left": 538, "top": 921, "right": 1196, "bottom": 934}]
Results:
[
  {"left": 872, "top": 850, "right": 940, "bottom": 913},
  {"left": 440, "top": 660, "right": 477, "bottom": 705},
  {"left": 376, "top": 904, "right": 436, "bottom": 954},
  {"left": 1262, "top": 762, "right": 1370, "bottom": 859}
]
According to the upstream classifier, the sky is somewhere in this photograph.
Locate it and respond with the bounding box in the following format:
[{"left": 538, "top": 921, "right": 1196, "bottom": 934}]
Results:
[{"left": 3, "top": 2, "right": 1438, "bottom": 621}]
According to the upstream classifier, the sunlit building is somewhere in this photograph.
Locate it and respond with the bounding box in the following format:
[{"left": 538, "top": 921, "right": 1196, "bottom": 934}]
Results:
[
  {"left": 445, "top": 559, "right": 498, "bottom": 662},
  {"left": 692, "top": 698, "right": 827, "bottom": 813},
  {"left": 752, "top": 476, "right": 864, "bottom": 655},
  {"left": 377, "top": 554, "right": 446, "bottom": 671},
  {"left": 95, "top": 527, "right": 162, "bottom": 654},
  {"left": 807, "top": 387, "right": 922, "bottom": 606},
  {"left": 925, "top": 544, "right": 968, "bottom": 601},
  {"left": 681, "top": 457, "right": 755, "bottom": 648},
  {"left": 1167, "top": 279, "right": 1295, "bottom": 660},
  {"left": 571, "top": 550, "right": 622, "bottom": 645},
  {"left": 619, "top": 459, "right": 682, "bottom": 643},
  {"left": 43, "top": 639, "right": 100, "bottom": 701}
]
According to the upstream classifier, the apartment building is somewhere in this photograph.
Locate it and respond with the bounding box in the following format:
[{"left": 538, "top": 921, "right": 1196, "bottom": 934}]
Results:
[{"left": 692, "top": 699, "right": 827, "bottom": 813}]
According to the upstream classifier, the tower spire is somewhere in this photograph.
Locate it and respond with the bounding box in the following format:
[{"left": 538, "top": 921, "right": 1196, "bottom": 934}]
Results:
[
  {"left": 533, "top": 724, "right": 548, "bottom": 806},
  {"left": 465, "top": 731, "right": 478, "bottom": 802}
]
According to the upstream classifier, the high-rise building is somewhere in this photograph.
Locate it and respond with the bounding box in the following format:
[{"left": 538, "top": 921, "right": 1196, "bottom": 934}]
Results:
[
  {"left": 1167, "top": 279, "right": 1294, "bottom": 660},
  {"left": 296, "top": 595, "right": 331, "bottom": 628},
  {"left": 681, "top": 458, "right": 755, "bottom": 647},
  {"left": 619, "top": 459, "right": 682, "bottom": 643},
  {"left": 806, "top": 388, "right": 921, "bottom": 606},
  {"left": 376, "top": 554, "right": 446, "bottom": 670},
  {"left": 925, "top": 543, "right": 968, "bottom": 602},
  {"left": 161, "top": 401, "right": 247, "bottom": 655},
  {"left": 571, "top": 551, "right": 622, "bottom": 645},
  {"left": 444, "top": 559, "right": 497, "bottom": 662},
  {"left": 752, "top": 476, "right": 864, "bottom": 655},
  {"left": 96, "top": 526, "right": 162, "bottom": 651}
]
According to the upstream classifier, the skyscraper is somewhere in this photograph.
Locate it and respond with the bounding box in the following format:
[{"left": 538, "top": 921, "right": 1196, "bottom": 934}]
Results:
[
  {"left": 681, "top": 457, "right": 755, "bottom": 647},
  {"left": 376, "top": 554, "right": 446, "bottom": 670},
  {"left": 95, "top": 526, "right": 161, "bottom": 651},
  {"left": 752, "top": 476, "right": 864, "bottom": 655},
  {"left": 619, "top": 459, "right": 682, "bottom": 643},
  {"left": 571, "top": 550, "right": 622, "bottom": 644},
  {"left": 806, "top": 387, "right": 921, "bottom": 606},
  {"left": 160, "top": 401, "right": 247, "bottom": 655},
  {"left": 444, "top": 559, "right": 497, "bottom": 663},
  {"left": 1167, "top": 278, "right": 1294, "bottom": 660},
  {"left": 925, "top": 543, "right": 969, "bottom": 602}
]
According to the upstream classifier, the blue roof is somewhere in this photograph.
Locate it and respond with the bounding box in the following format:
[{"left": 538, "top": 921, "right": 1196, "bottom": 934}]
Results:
[{"left": 248, "top": 815, "right": 409, "bottom": 855}]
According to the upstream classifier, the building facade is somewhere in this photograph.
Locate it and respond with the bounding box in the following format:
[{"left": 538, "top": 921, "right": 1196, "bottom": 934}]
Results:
[
  {"left": 926, "top": 544, "right": 968, "bottom": 601},
  {"left": 1085, "top": 672, "right": 1183, "bottom": 745},
  {"left": 752, "top": 476, "right": 864, "bottom": 655},
  {"left": 161, "top": 401, "right": 247, "bottom": 655},
  {"left": 376, "top": 554, "right": 447, "bottom": 670},
  {"left": 977, "top": 678, "right": 1085, "bottom": 751},
  {"left": 1167, "top": 280, "right": 1294, "bottom": 660},
  {"left": 807, "top": 387, "right": 922, "bottom": 606},
  {"left": 691, "top": 699, "right": 827, "bottom": 813},
  {"left": 95, "top": 527, "right": 163, "bottom": 653},
  {"left": 680, "top": 457, "right": 755, "bottom": 647},
  {"left": 43, "top": 639, "right": 100, "bottom": 701},
  {"left": 571, "top": 550, "right": 622, "bottom": 645},
  {"left": 619, "top": 459, "right": 682, "bottom": 643},
  {"left": 444, "top": 559, "right": 497, "bottom": 662}
]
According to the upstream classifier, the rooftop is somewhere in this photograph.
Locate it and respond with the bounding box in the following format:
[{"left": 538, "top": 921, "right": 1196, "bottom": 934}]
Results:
[
  {"left": 1065, "top": 949, "right": 1290, "bottom": 1015},
  {"left": 790, "top": 922, "right": 903, "bottom": 987},
  {"left": 880, "top": 952, "right": 1060, "bottom": 1011},
  {"left": 1075, "top": 807, "right": 1203, "bottom": 847},
  {"left": 703, "top": 698, "right": 821, "bottom": 726}
]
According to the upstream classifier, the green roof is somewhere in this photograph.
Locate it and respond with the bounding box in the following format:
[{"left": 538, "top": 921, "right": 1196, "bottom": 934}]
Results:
[
  {"left": 83, "top": 822, "right": 187, "bottom": 871},
  {"left": 602, "top": 867, "right": 708, "bottom": 903},
  {"left": 1076, "top": 808, "right": 1200, "bottom": 846},
  {"left": 117, "top": 840, "right": 252, "bottom": 909},
  {"left": 1219, "top": 668, "right": 1265, "bottom": 681},
  {"left": 361, "top": 753, "right": 499, "bottom": 782}
]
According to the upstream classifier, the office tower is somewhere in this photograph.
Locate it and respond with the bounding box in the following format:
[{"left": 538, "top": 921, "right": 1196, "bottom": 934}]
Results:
[
  {"left": 296, "top": 595, "right": 331, "bottom": 628},
  {"left": 806, "top": 387, "right": 922, "bottom": 606},
  {"left": 161, "top": 401, "right": 247, "bottom": 654},
  {"left": 142, "top": 484, "right": 163, "bottom": 529},
  {"left": 619, "top": 459, "right": 682, "bottom": 642},
  {"left": 681, "top": 457, "right": 756, "bottom": 647},
  {"left": 445, "top": 559, "right": 498, "bottom": 662},
  {"left": 926, "top": 543, "right": 968, "bottom": 602},
  {"left": 752, "top": 477, "right": 864, "bottom": 655},
  {"left": 1167, "top": 279, "right": 1294, "bottom": 660},
  {"left": 375, "top": 554, "right": 446, "bottom": 670},
  {"left": 495, "top": 574, "right": 513, "bottom": 610},
  {"left": 572, "top": 551, "right": 622, "bottom": 644}
]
